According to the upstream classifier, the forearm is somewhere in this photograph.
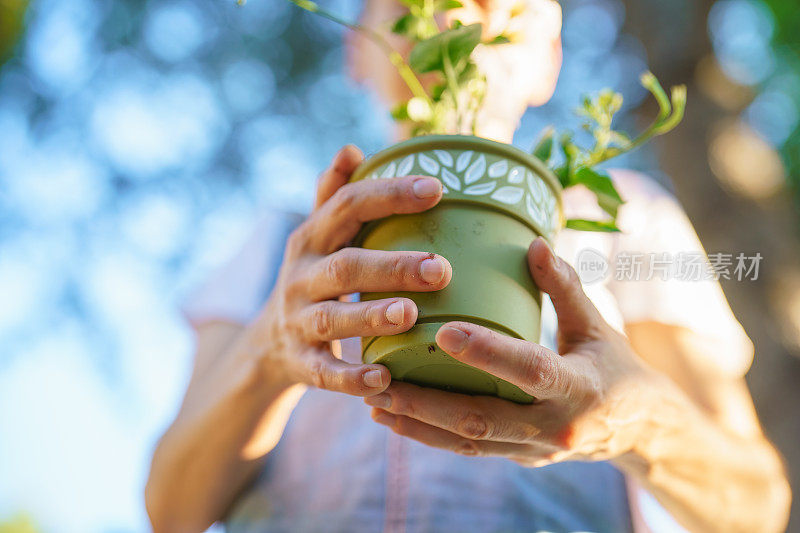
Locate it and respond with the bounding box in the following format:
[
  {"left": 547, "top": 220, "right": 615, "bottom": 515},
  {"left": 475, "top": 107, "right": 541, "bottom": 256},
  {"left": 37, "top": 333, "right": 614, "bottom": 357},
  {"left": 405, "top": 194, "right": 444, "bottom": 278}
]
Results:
[
  {"left": 145, "top": 325, "right": 304, "bottom": 533},
  {"left": 614, "top": 378, "right": 790, "bottom": 533}
]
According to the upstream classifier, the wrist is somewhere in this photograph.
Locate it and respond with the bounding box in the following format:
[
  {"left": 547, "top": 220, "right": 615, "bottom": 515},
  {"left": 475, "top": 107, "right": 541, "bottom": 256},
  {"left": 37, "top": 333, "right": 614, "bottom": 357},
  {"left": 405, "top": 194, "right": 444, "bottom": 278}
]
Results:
[
  {"left": 236, "top": 317, "right": 298, "bottom": 395},
  {"left": 612, "top": 371, "right": 690, "bottom": 477}
]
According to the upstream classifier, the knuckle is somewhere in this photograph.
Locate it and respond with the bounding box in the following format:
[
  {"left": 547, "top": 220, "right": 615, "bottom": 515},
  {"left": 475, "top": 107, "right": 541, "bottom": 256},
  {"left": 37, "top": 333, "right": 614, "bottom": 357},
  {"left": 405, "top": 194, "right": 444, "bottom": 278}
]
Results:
[
  {"left": 522, "top": 352, "right": 557, "bottom": 390},
  {"left": 551, "top": 423, "right": 575, "bottom": 449},
  {"left": 390, "top": 393, "right": 414, "bottom": 418},
  {"left": 331, "top": 185, "right": 358, "bottom": 213},
  {"left": 456, "top": 411, "right": 491, "bottom": 440},
  {"left": 306, "top": 357, "right": 326, "bottom": 389},
  {"left": 392, "top": 178, "right": 414, "bottom": 203},
  {"left": 389, "top": 254, "right": 408, "bottom": 283},
  {"left": 325, "top": 251, "right": 353, "bottom": 288},
  {"left": 363, "top": 303, "right": 384, "bottom": 328},
  {"left": 455, "top": 439, "right": 482, "bottom": 457},
  {"left": 309, "top": 303, "right": 335, "bottom": 339},
  {"left": 284, "top": 274, "right": 307, "bottom": 300},
  {"left": 578, "top": 378, "right": 603, "bottom": 406},
  {"left": 286, "top": 226, "right": 308, "bottom": 258},
  {"left": 392, "top": 416, "right": 412, "bottom": 436}
]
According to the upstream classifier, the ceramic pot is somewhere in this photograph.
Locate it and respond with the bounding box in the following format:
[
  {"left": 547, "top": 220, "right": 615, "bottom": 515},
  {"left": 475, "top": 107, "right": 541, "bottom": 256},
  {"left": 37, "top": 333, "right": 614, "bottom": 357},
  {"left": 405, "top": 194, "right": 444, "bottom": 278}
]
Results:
[{"left": 350, "top": 135, "right": 563, "bottom": 403}]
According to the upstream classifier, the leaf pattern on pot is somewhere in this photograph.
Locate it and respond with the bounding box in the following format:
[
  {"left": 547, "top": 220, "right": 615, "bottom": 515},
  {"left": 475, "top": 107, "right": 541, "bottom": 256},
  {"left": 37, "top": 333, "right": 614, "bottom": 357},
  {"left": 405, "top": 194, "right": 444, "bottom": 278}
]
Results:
[
  {"left": 527, "top": 170, "right": 543, "bottom": 203},
  {"left": 464, "top": 154, "right": 486, "bottom": 185},
  {"left": 488, "top": 160, "right": 508, "bottom": 178},
  {"left": 440, "top": 168, "right": 461, "bottom": 191},
  {"left": 373, "top": 149, "right": 560, "bottom": 237},
  {"left": 456, "top": 151, "right": 473, "bottom": 173},
  {"left": 508, "top": 166, "right": 525, "bottom": 184},
  {"left": 381, "top": 161, "right": 396, "bottom": 178},
  {"left": 418, "top": 153, "right": 440, "bottom": 175},
  {"left": 491, "top": 186, "right": 524, "bottom": 204},
  {"left": 464, "top": 182, "right": 496, "bottom": 195},
  {"left": 396, "top": 155, "right": 415, "bottom": 177},
  {"left": 526, "top": 192, "right": 546, "bottom": 229},
  {"left": 434, "top": 150, "right": 453, "bottom": 167}
]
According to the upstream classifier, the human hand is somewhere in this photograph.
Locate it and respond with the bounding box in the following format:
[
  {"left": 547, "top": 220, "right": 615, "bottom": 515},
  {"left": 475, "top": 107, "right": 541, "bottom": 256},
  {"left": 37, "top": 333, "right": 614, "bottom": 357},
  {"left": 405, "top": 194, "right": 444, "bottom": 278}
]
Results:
[
  {"left": 252, "top": 146, "right": 453, "bottom": 397},
  {"left": 364, "top": 237, "right": 665, "bottom": 464}
]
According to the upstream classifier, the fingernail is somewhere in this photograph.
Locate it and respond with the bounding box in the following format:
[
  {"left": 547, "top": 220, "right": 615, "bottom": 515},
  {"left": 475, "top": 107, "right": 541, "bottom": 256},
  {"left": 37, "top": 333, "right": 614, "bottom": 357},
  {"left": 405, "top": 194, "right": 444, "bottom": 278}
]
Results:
[
  {"left": 373, "top": 410, "right": 395, "bottom": 426},
  {"left": 365, "top": 392, "right": 392, "bottom": 409},
  {"left": 412, "top": 177, "right": 441, "bottom": 198},
  {"left": 363, "top": 369, "right": 385, "bottom": 388},
  {"left": 385, "top": 301, "right": 405, "bottom": 325},
  {"left": 438, "top": 326, "right": 468, "bottom": 353},
  {"left": 420, "top": 257, "right": 446, "bottom": 284}
]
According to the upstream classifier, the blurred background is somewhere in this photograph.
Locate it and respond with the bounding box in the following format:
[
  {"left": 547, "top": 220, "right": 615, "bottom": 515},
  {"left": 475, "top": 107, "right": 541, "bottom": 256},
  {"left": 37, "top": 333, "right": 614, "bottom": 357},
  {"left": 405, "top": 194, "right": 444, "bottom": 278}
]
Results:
[{"left": 0, "top": 0, "right": 798, "bottom": 531}]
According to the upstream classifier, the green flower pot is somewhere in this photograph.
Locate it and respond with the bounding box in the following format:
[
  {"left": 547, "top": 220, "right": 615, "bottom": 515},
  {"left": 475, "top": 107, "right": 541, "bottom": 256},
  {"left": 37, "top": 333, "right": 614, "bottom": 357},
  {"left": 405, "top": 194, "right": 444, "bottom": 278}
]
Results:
[{"left": 350, "top": 135, "right": 563, "bottom": 403}]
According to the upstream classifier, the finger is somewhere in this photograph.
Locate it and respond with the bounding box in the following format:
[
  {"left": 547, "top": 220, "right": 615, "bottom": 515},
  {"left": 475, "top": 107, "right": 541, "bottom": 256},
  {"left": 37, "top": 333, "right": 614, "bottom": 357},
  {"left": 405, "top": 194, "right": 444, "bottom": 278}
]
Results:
[
  {"left": 299, "top": 298, "right": 418, "bottom": 341},
  {"left": 288, "top": 349, "right": 391, "bottom": 396},
  {"left": 364, "top": 381, "right": 552, "bottom": 445},
  {"left": 304, "top": 175, "right": 443, "bottom": 254},
  {"left": 435, "top": 322, "right": 588, "bottom": 400},
  {"left": 304, "top": 248, "right": 451, "bottom": 301},
  {"left": 315, "top": 145, "right": 363, "bottom": 208},
  {"left": 527, "top": 237, "right": 605, "bottom": 341},
  {"left": 371, "top": 408, "right": 542, "bottom": 460}
]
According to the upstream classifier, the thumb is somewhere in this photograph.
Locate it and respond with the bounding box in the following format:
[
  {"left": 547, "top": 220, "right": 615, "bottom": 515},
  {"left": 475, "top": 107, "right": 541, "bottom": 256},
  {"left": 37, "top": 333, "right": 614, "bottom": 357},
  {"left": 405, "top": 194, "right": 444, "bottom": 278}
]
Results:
[{"left": 527, "top": 237, "right": 604, "bottom": 341}]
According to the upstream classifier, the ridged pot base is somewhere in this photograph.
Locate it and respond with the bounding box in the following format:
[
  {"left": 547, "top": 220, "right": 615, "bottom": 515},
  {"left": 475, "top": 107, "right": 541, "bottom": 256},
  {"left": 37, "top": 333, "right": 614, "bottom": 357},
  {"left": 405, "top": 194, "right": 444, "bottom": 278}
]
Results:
[{"left": 363, "top": 323, "right": 535, "bottom": 403}]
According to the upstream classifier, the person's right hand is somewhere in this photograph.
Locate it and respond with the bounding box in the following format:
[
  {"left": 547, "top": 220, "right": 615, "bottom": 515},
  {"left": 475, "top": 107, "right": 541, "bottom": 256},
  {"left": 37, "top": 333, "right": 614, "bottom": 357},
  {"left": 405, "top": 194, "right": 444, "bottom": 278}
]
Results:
[{"left": 252, "top": 145, "right": 452, "bottom": 397}]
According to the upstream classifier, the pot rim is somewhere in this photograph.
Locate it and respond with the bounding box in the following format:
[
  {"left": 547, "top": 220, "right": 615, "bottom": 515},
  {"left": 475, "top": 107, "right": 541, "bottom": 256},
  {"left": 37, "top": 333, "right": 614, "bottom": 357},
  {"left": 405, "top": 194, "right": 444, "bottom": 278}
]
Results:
[{"left": 352, "top": 134, "right": 563, "bottom": 201}]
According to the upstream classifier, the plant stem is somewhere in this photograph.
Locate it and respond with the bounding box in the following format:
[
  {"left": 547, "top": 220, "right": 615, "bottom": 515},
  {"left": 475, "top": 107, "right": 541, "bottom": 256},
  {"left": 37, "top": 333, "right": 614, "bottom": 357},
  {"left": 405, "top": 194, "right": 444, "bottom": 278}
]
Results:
[
  {"left": 442, "top": 44, "right": 462, "bottom": 131},
  {"left": 586, "top": 84, "right": 687, "bottom": 167},
  {"left": 285, "top": 0, "right": 431, "bottom": 104}
]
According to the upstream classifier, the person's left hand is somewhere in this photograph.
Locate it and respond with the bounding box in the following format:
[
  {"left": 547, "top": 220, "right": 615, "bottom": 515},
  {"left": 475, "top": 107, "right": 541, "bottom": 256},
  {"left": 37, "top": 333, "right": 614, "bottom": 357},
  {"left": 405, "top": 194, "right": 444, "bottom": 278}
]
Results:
[{"left": 364, "top": 237, "right": 667, "bottom": 466}]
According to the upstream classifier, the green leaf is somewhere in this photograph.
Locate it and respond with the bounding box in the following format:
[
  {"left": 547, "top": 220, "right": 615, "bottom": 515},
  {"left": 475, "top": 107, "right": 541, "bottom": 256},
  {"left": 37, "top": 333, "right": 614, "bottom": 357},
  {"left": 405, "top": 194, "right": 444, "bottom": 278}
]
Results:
[
  {"left": 554, "top": 133, "right": 578, "bottom": 187},
  {"left": 430, "top": 82, "right": 446, "bottom": 101},
  {"left": 391, "top": 14, "right": 416, "bottom": 36},
  {"left": 485, "top": 34, "right": 511, "bottom": 45},
  {"left": 456, "top": 60, "right": 478, "bottom": 84},
  {"left": 532, "top": 127, "right": 554, "bottom": 162},
  {"left": 390, "top": 102, "right": 410, "bottom": 120},
  {"left": 571, "top": 167, "right": 623, "bottom": 218},
  {"left": 409, "top": 23, "right": 482, "bottom": 73},
  {"left": 434, "top": 0, "right": 463, "bottom": 11},
  {"left": 565, "top": 219, "right": 621, "bottom": 232}
]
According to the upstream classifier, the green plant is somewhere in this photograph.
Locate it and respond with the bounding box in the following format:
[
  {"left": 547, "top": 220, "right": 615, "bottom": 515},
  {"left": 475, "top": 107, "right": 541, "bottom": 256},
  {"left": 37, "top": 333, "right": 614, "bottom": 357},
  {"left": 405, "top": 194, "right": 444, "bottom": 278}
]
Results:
[{"left": 252, "top": 0, "right": 686, "bottom": 232}]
